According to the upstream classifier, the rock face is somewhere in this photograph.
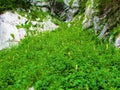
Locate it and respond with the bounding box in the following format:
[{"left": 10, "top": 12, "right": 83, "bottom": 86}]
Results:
[
  {"left": 27, "top": 0, "right": 120, "bottom": 47},
  {"left": 0, "top": 11, "right": 27, "bottom": 50},
  {"left": 30, "top": 0, "right": 120, "bottom": 47},
  {"left": 32, "top": 0, "right": 120, "bottom": 43},
  {"left": 115, "top": 36, "right": 120, "bottom": 48},
  {"left": 0, "top": 11, "right": 58, "bottom": 50},
  {"left": 63, "top": 0, "right": 79, "bottom": 21},
  {"left": 32, "top": 0, "right": 79, "bottom": 21},
  {"left": 29, "top": 17, "right": 58, "bottom": 31},
  {"left": 82, "top": 0, "right": 120, "bottom": 44},
  {"left": 82, "top": 0, "right": 94, "bottom": 29}
]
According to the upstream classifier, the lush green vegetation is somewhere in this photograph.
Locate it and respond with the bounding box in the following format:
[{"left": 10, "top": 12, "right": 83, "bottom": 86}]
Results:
[
  {"left": 0, "top": 0, "right": 120, "bottom": 89},
  {"left": 0, "top": 0, "right": 31, "bottom": 13},
  {"left": 0, "top": 10, "right": 120, "bottom": 89}
]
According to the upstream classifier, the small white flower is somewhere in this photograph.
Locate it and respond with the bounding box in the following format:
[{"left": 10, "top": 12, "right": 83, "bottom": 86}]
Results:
[
  {"left": 67, "top": 23, "right": 71, "bottom": 27},
  {"left": 36, "top": 18, "right": 40, "bottom": 21}
]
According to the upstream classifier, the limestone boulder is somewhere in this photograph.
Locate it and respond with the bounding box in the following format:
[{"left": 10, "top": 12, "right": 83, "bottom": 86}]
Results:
[
  {"left": 115, "top": 36, "right": 120, "bottom": 48},
  {"left": 0, "top": 11, "right": 27, "bottom": 50},
  {"left": 0, "top": 11, "right": 58, "bottom": 50}
]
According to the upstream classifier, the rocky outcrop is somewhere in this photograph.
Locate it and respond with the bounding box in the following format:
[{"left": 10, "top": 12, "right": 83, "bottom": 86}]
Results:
[
  {"left": 82, "top": 0, "right": 96, "bottom": 29},
  {"left": 29, "top": 17, "right": 58, "bottom": 31},
  {"left": 32, "top": 0, "right": 80, "bottom": 21},
  {"left": 31, "top": 0, "right": 120, "bottom": 47},
  {"left": 115, "top": 36, "right": 120, "bottom": 48},
  {"left": 63, "top": 0, "right": 79, "bottom": 21},
  {"left": 0, "top": 11, "right": 58, "bottom": 50},
  {"left": 0, "top": 11, "right": 27, "bottom": 50},
  {"left": 33, "top": 0, "right": 120, "bottom": 40},
  {"left": 82, "top": 0, "right": 120, "bottom": 46}
]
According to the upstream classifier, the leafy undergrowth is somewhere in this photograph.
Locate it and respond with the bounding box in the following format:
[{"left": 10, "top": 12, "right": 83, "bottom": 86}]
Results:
[{"left": 0, "top": 14, "right": 120, "bottom": 90}]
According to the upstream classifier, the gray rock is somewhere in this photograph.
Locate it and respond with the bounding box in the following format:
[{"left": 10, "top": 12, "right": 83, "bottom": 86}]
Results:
[
  {"left": 82, "top": 5, "right": 94, "bottom": 29},
  {"left": 63, "top": 0, "right": 79, "bottom": 22},
  {"left": 31, "top": 0, "right": 79, "bottom": 21},
  {"left": 0, "top": 22, "right": 20, "bottom": 50},
  {"left": 98, "top": 23, "right": 108, "bottom": 39},
  {"left": 93, "top": 16, "right": 100, "bottom": 34},
  {"left": 82, "top": 0, "right": 99, "bottom": 30},
  {"left": 115, "top": 36, "right": 120, "bottom": 48},
  {"left": 64, "top": 0, "right": 79, "bottom": 8},
  {"left": 0, "top": 11, "right": 27, "bottom": 50},
  {"left": 0, "top": 11, "right": 58, "bottom": 50}
]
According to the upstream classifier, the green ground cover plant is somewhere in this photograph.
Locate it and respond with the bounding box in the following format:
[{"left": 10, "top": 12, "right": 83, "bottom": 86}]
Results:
[
  {"left": 0, "top": 9, "right": 120, "bottom": 90},
  {"left": 0, "top": 0, "right": 31, "bottom": 14}
]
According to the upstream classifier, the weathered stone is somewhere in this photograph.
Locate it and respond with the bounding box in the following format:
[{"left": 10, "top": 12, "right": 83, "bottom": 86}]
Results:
[
  {"left": 0, "top": 11, "right": 58, "bottom": 50},
  {"left": 38, "top": 18, "right": 58, "bottom": 31},
  {"left": 93, "top": 16, "right": 101, "bottom": 34},
  {"left": 0, "top": 11, "right": 27, "bottom": 50},
  {"left": 64, "top": 0, "right": 79, "bottom": 8},
  {"left": 82, "top": 0, "right": 95, "bottom": 29},
  {"left": 82, "top": 0, "right": 120, "bottom": 41},
  {"left": 98, "top": 23, "right": 109, "bottom": 38},
  {"left": 115, "top": 36, "right": 120, "bottom": 48},
  {"left": 31, "top": 0, "right": 79, "bottom": 21}
]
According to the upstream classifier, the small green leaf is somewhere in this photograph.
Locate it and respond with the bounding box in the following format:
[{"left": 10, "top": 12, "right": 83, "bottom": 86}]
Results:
[{"left": 10, "top": 33, "right": 15, "bottom": 39}]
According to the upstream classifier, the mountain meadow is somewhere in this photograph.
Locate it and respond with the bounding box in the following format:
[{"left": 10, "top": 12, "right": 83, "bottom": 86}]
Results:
[{"left": 0, "top": 0, "right": 120, "bottom": 90}]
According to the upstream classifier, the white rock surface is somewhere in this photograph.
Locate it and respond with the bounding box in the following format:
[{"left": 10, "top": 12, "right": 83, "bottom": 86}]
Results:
[
  {"left": 0, "top": 11, "right": 58, "bottom": 50},
  {"left": 0, "top": 11, "right": 27, "bottom": 25},
  {"left": 0, "top": 11, "right": 27, "bottom": 50},
  {"left": 28, "top": 18, "right": 58, "bottom": 31},
  {"left": 115, "top": 36, "right": 120, "bottom": 48},
  {"left": 38, "top": 19, "right": 58, "bottom": 31}
]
